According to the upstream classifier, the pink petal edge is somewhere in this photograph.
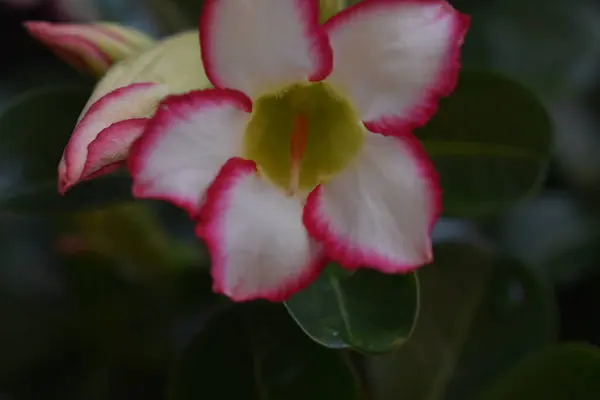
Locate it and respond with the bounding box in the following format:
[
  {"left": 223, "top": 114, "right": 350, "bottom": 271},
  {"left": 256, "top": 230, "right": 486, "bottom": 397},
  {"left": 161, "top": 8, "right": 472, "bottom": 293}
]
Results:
[
  {"left": 197, "top": 158, "right": 327, "bottom": 302},
  {"left": 80, "top": 118, "right": 149, "bottom": 181},
  {"left": 59, "top": 82, "right": 160, "bottom": 194},
  {"left": 127, "top": 88, "right": 252, "bottom": 219},
  {"left": 300, "top": 0, "right": 334, "bottom": 82},
  {"left": 303, "top": 132, "right": 441, "bottom": 273},
  {"left": 83, "top": 163, "right": 122, "bottom": 181},
  {"left": 323, "top": 0, "right": 470, "bottom": 135},
  {"left": 24, "top": 21, "right": 112, "bottom": 71},
  {"left": 199, "top": 0, "right": 333, "bottom": 90}
]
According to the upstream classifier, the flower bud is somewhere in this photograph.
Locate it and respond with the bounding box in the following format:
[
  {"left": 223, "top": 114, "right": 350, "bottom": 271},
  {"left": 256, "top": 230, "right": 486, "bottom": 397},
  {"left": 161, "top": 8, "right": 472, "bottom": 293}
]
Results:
[
  {"left": 58, "top": 31, "right": 209, "bottom": 193},
  {"left": 24, "top": 21, "right": 154, "bottom": 78}
]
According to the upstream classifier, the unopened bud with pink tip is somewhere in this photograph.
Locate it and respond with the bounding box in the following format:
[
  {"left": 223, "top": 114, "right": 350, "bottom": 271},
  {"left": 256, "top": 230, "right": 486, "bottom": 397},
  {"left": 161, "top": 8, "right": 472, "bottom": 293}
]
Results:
[{"left": 23, "top": 21, "right": 154, "bottom": 77}]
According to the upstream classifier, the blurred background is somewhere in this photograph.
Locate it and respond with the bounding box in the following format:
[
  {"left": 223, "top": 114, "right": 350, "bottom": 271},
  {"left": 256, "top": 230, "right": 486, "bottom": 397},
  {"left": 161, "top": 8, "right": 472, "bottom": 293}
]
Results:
[{"left": 1, "top": 0, "right": 600, "bottom": 399}]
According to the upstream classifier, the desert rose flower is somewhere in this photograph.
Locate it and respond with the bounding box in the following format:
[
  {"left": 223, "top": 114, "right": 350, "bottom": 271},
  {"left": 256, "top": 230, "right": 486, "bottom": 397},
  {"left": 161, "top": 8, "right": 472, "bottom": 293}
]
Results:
[
  {"left": 128, "top": 0, "right": 469, "bottom": 301},
  {"left": 27, "top": 0, "right": 469, "bottom": 302}
]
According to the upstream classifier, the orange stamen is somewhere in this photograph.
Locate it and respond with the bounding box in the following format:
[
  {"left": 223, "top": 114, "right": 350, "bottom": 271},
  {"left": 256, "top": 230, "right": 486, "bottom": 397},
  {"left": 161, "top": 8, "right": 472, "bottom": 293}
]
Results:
[{"left": 288, "top": 114, "right": 308, "bottom": 196}]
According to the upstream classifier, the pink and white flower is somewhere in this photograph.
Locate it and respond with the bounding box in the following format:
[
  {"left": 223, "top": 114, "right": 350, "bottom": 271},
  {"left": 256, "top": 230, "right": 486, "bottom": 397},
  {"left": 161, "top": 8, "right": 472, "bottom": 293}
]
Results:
[{"left": 128, "top": 0, "right": 469, "bottom": 301}]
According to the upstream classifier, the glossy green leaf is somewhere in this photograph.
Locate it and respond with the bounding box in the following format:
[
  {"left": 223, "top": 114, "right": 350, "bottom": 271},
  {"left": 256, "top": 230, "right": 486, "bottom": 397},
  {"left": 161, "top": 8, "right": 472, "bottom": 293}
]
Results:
[
  {"left": 284, "top": 265, "right": 419, "bottom": 354},
  {"left": 418, "top": 70, "right": 553, "bottom": 217},
  {"left": 367, "top": 242, "right": 557, "bottom": 400},
  {"left": 480, "top": 343, "right": 600, "bottom": 400},
  {"left": 0, "top": 87, "right": 133, "bottom": 214},
  {"left": 169, "top": 304, "right": 363, "bottom": 400}
]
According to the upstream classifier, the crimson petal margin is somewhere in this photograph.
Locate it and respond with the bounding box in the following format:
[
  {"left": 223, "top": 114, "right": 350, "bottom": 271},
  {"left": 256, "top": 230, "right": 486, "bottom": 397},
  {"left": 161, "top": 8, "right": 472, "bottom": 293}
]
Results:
[
  {"left": 59, "top": 82, "right": 169, "bottom": 194},
  {"left": 24, "top": 21, "right": 112, "bottom": 76},
  {"left": 198, "top": 158, "right": 326, "bottom": 302},
  {"left": 24, "top": 21, "right": 153, "bottom": 77},
  {"left": 200, "top": 0, "right": 332, "bottom": 98},
  {"left": 80, "top": 118, "right": 149, "bottom": 181},
  {"left": 303, "top": 131, "right": 441, "bottom": 273},
  {"left": 323, "top": 0, "right": 469, "bottom": 135},
  {"left": 128, "top": 88, "right": 252, "bottom": 219}
]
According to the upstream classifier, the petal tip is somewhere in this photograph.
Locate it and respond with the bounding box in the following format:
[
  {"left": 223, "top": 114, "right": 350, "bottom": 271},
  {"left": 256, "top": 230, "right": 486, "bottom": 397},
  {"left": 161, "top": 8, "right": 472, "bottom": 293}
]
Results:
[
  {"left": 326, "top": 0, "right": 470, "bottom": 135},
  {"left": 303, "top": 133, "right": 440, "bottom": 275},
  {"left": 58, "top": 159, "right": 72, "bottom": 195},
  {"left": 58, "top": 180, "right": 71, "bottom": 196},
  {"left": 200, "top": 158, "right": 324, "bottom": 303},
  {"left": 199, "top": 0, "right": 333, "bottom": 94},
  {"left": 209, "top": 256, "right": 325, "bottom": 303},
  {"left": 23, "top": 20, "right": 155, "bottom": 78},
  {"left": 23, "top": 20, "right": 49, "bottom": 35}
]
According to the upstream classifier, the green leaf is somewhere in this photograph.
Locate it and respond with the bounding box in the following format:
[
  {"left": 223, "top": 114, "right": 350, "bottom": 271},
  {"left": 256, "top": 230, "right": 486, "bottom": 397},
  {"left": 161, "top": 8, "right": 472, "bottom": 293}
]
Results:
[
  {"left": 169, "top": 304, "right": 364, "bottom": 400},
  {"left": 418, "top": 70, "right": 553, "bottom": 217},
  {"left": 0, "top": 87, "right": 133, "bottom": 214},
  {"left": 284, "top": 264, "right": 419, "bottom": 354},
  {"left": 480, "top": 343, "right": 600, "bottom": 400},
  {"left": 367, "top": 242, "right": 557, "bottom": 400}
]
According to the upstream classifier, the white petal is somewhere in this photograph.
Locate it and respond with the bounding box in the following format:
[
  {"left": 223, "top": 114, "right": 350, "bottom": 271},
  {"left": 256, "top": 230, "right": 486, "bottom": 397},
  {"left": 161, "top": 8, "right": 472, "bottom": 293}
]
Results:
[
  {"left": 304, "top": 131, "right": 441, "bottom": 272},
  {"left": 324, "top": 0, "right": 469, "bottom": 133},
  {"left": 128, "top": 89, "right": 251, "bottom": 218},
  {"left": 200, "top": 0, "right": 332, "bottom": 98},
  {"left": 199, "top": 158, "right": 325, "bottom": 302}
]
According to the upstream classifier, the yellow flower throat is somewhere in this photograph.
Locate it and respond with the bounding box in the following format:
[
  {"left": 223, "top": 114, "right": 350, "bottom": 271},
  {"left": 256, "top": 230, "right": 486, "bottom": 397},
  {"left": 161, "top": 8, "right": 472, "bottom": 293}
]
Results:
[{"left": 243, "top": 82, "right": 364, "bottom": 195}]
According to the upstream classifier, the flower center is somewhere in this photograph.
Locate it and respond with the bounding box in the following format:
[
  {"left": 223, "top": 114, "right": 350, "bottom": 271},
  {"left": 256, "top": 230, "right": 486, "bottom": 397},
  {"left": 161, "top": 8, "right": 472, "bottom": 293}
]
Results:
[{"left": 243, "top": 82, "right": 364, "bottom": 195}]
